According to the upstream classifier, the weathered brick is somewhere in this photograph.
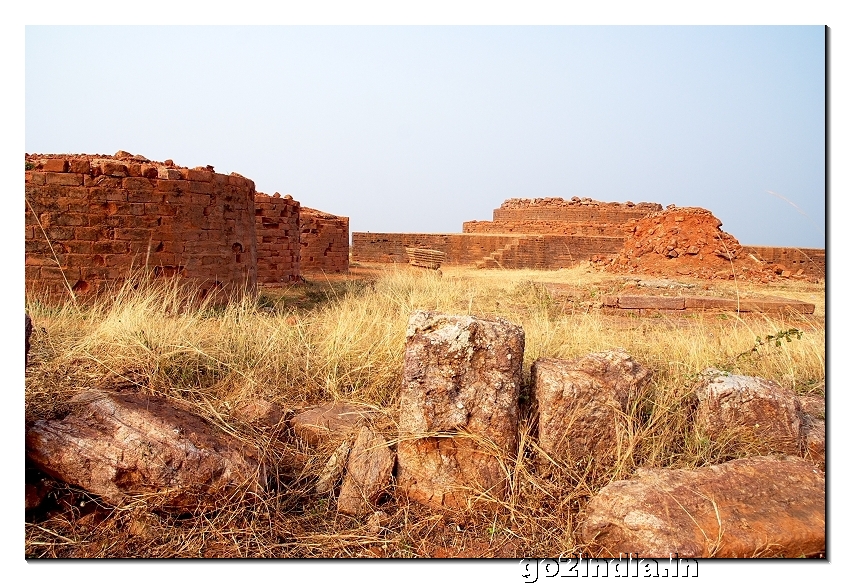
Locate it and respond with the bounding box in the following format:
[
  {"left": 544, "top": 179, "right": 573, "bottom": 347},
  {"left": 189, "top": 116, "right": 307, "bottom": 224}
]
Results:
[
  {"left": 182, "top": 169, "right": 213, "bottom": 182},
  {"left": 158, "top": 168, "right": 182, "bottom": 181},
  {"left": 123, "top": 177, "right": 155, "bottom": 191},
  {"left": 43, "top": 159, "right": 69, "bottom": 173},
  {"left": 74, "top": 227, "right": 106, "bottom": 241},
  {"left": 26, "top": 172, "right": 46, "bottom": 185},
  {"left": 92, "top": 241, "right": 129, "bottom": 254},
  {"left": 46, "top": 226, "right": 76, "bottom": 240},
  {"left": 52, "top": 214, "right": 88, "bottom": 227},
  {"left": 45, "top": 173, "right": 84, "bottom": 187},
  {"left": 69, "top": 160, "right": 91, "bottom": 174}
]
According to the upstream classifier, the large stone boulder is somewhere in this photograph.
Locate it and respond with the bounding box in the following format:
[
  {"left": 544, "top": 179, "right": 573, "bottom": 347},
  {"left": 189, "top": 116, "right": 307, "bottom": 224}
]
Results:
[
  {"left": 397, "top": 311, "right": 524, "bottom": 511},
  {"left": 799, "top": 394, "right": 825, "bottom": 468},
  {"left": 532, "top": 349, "right": 651, "bottom": 465},
  {"left": 695, "top": 370, "right": 802, "bottom": 455},
  {"left": 26, "top": 390, "right": 264, "bottom": 511},
  {"left": 579, "top": 457, "right": 825, "bottom": 558},
  {"left": 337, "top": 426, "right": 395, "bottom": 516},
  {"left": 289, "top": 401, "right": 375, "bottom": 446}
]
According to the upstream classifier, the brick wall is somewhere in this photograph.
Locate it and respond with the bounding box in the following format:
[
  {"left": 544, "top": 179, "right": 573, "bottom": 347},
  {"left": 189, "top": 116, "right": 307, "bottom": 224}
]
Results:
[
  {"left": 493, "top": 205, "right": 660, "bottom": 224},
  {"left": 351, "top": 232, "right": 625, "bottom": 268},
  {"left": 25, "top": 153, "right": 257, "bottom": 299},
  {"left": 300, "top": 207, "right": 349, "bottom": 274},
  {"left": 742, "top": 246, "right": 826, "bottom": 278},
  {"left": 254, "top": 192, "right": 301, "bottom": 284},
  {"left": 463, "top": 219, "right": 627, "bottom": 237}
]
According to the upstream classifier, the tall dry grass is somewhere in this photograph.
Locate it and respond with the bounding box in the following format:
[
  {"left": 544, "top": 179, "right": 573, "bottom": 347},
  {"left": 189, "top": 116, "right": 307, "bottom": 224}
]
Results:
[{"left": 25, "top": 265, "right": 825, "bottom": 557}]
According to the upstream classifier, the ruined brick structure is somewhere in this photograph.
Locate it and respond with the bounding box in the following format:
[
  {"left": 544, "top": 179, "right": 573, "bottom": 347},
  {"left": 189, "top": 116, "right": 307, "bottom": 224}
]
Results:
[
  {"left": 254, "top": 192, "right": 301, "bottom": 285},
  {"left": 352, "top": 232, "right": 625, "bottom": 268},
  {"left": 25, "top": 153, "right": 257, "bottom": 299},
  {"left": 463, "top": 197, "right": 662, "bottom": 236},
  {"left": 742, "top": 246, "right": 825, "bottom": 279},
  {"left": 352, "top": 197, "right": 825, "bottom": 275},
  {"left": 353, "top": 198, "right": 657, "bottom": 269},
  {"left": 26, "top": 152, "right": 351, "bottom": 299},
  {"left": 300, "top": 207, "right": 349, "bottom": 274}
]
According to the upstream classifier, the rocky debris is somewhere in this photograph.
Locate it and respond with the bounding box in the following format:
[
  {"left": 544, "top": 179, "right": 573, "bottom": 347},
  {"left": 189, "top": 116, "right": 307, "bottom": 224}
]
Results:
[
  {"left": 607, "top": 207, "right": 773, "bottom": 281},
  {"left": 799, "top": 395, "right": 825, "bottom": 468},
  {"left": 579, "top": 456, "right": 825, "bottom": 558},
  {"left": 337, "top": 426, "right": 395, "bottom": 516},
  {"left": 289, "top": 401, "right": 375, "bottom": 446},
  {"left": 532, "top": 350, "right": 652, "bottom": 465},
  {"left": 315, "top": 440, "right": 352, "bottom": 495},
  {"left": 25, "top": 313, "right": 32, "bottom": 368},
  {"left": 230, "top": 398, "right": 287, "bottom": 429},
  {"left": 397, "top": 311, "right": 524, "bottom": 511},
  {"left": 694, "top": 370, "right": 802, "bottom": 456},
  {"left": 26, "top": 390, "right": 264, "bottom": 511},
  {"left": 366, "top": 510, "right": 390, "bottom": 533}
]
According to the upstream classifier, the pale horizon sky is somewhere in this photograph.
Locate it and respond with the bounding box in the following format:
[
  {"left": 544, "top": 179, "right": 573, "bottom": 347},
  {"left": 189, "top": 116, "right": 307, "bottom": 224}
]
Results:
[{"left": 26, "top": 26, "right": 825, "bottom": 248}]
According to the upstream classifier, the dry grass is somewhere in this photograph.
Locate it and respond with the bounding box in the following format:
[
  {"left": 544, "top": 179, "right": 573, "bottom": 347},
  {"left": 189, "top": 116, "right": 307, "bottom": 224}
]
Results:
[{"left": 24, "top": 264, "right": 825, "bottom": 558}]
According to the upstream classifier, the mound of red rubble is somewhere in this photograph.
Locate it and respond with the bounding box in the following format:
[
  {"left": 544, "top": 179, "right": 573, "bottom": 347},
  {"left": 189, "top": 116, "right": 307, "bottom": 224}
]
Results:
[{"left": 603, "top": 206, "right": 775, "bottom": 281}]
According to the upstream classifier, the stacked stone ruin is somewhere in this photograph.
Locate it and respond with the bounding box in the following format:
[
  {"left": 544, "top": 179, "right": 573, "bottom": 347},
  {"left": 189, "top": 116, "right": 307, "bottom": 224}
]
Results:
[
  {"left": 351, "top": 196, "right": 825, "bottom": 277},
  {"left": 25, "top": 152, "right": 350, "bottom": 298}
]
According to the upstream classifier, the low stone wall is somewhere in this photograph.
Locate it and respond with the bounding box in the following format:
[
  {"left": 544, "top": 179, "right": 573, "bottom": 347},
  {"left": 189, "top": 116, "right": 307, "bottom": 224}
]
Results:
[
  {"left": 351, "top": 232, "right": 624, "bottom": 268},
  {"left": 742, "top": 246, "right": 826, "bottom": 278},
  {"left": 300, "top": 207, "right": 349, "bottom": 274},
  {"left": 254, "top": 193, "right": 301, "bottom": 285},
  {"left": 492, "top": 198, "right": 661, "bottom": 223},
  {"left": 25, "top": 153, "right": 257, "bottom": 299},
  {"left": 463, "top": 219, "right": 627, "bottom": 237}
]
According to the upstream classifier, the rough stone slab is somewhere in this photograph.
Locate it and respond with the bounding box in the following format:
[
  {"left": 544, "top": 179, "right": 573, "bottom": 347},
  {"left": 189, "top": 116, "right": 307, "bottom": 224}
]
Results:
[
  {"left": 337, "top": 426, "right": 395, "bottom": 516},
  {"left": 799, "top": 395, "right": 825, "bottom": 468},
  {"left": 683, "top": 296, "right": 738, "bottom": 310},
  {"left": 315, "top": 440, "right": 351, "bottom": 495},
  {"left": 25, "top": 390, "right": 263, "bottom": 511},
  {"left": 601, "top": 295, "right": 619, "bottom": 307},
  {"left": 289, "top": 401, "right": 375, "bottom": 446},
  {"left": 579, "top": 457, "right": 825, "bottom": 558},
  {"left": 695, "top": 370, "right": 802, "bottom": 456},
  {"left": 397, "top": 311, "right": 524, "bottom": 511},
  {"left": 737, "top": 296, "right": 815, "bottom": 314},
  {"left": 230, "top": 398, "right": 286, "bottom": 429},
  {"left": 533, "top": 350, "right": 652, "bottom": 464},
  {"left": 617, "top": 295, "right": 685, "bottom": 310}
]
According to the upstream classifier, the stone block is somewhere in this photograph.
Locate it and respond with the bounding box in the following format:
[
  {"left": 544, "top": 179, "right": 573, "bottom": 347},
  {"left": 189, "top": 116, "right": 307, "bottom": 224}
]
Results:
[
  {"left": 579, "top": 457, "right": 824, "bottom": 558},
  {"left": 533, "top": 350, "right": 651, "bottom": 465},
  {"left": 65, "top": 159, "right": 88, "bottom": 174},
  {"left": 337, "top": 426, "right": 395, "bottom": 516},
  {"left": 616, "top": 295, "right": 685, "bottom": 310},
  {"left": 45, "top": 172, "right": 84, "bottom": 186},
  {"left": 289, "top": 402, "right": 375, "bottom": 446},
  {"left": 694, "top": 369, "right": 802, "bottom": 456},
  {"left": 26, "top": 390, "right": 264, "bottom": 511},
  {"left": 397, "top": 311, "right": 524, "bottom": 510},
  {"left": 42, "top": 159, "right": 68, "bottom": 173}
]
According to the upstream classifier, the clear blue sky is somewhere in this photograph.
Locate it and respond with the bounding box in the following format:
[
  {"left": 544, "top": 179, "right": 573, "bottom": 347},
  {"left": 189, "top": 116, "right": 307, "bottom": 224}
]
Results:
[{"left": 26, "top": 26, "right": 825, "bottom": 248}]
